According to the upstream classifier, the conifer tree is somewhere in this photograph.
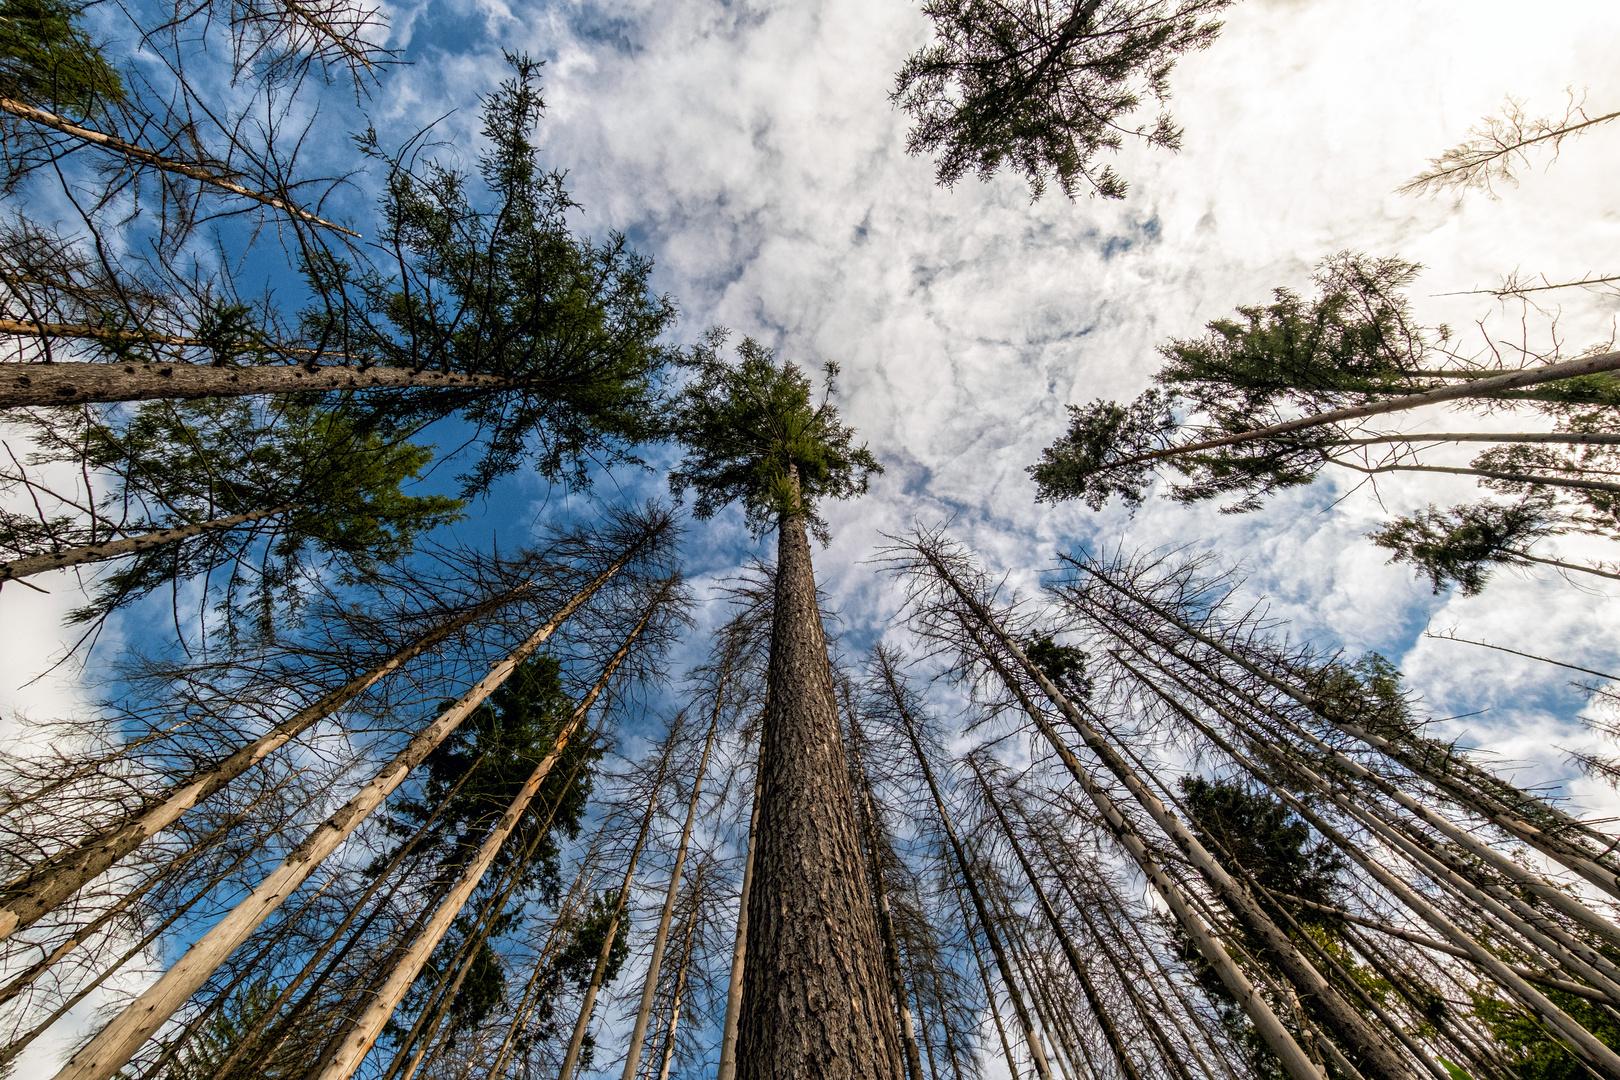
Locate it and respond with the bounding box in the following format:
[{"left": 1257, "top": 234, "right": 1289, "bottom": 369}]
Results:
[{"left": 666, "top": 332, "right": 896, "bottom": 1080}]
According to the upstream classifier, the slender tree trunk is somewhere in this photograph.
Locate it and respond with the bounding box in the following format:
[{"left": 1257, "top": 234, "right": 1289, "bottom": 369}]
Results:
[
  {"left": 884, "top": 683, "right": 1053, "bottom": 1080},
  {"left": 947, "top": 869, "right": 1021, "bottom": 1080},
  {"left": 968, "top": 760, "right": 1141, "bottom": 1080},
  {"left": 319, "top": 585, "right": 674, "bottom": 1080},
  {"left": 620, "top": 704, "right": 723, "bottom": 1080},
  {"left": 849, "top": 709, "right": 927, "bottom": 1080},
  {"left": 736, "top": 469, "right": 904, "bottom": 1080},
  {"left": 0, "top": 504, "right": 296, "bottom": 583},
  {"left": 715, "top": 762, "right": 761, "bottom": 1080},
  {"left": 653, "top": 863, "right": 705, "bottom": 1080},
  {"left": 1338, "top": 460, "right": 1620, "bottom": 496},
  {"left": 0, "top": 357, "right": 524, "bottom": 408},
  {"left": 0, "top": 97, "right": 356, "bottom": 233},
  {"left": 555, "top": 728, "right": 678, "bottom": 1080},
  {"left": 904, "top": 583, "right": 1322, "bottom": 1080},
  {"left": 0, "top": 537, "right": 645, "bottom": 943},
  {"left": 1085, "top": 564, "right": 1620, "bottom": 895},
  {"left": 48, "top": 576, "right": 659, "bottom": 1080},
  {"left": 1101, "top": 349, "right": 1620, "bottom": 472},
  {"left": 928, "top": 572, "right": 1414, "bottom": 1080}
]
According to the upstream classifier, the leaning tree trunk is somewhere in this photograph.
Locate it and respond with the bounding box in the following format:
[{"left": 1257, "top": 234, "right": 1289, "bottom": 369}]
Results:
[
  {"left": 736, "top": 469, "right": 904, "bottom": 1080},
  {"left": 0, "top": 357, "right": 526, "bottom": 407},
  {"left": 715, "top": 762, "right": 761, "bottom": 1080},
  {"left": 620, "top": 702, "right": 724, "bottom": 1080},
  {"left": 47, "top": 576, "right": 668, "bottom": 1080},
  {"left": 0, "top": 528, "right": 652, "bottom": 944},
  {"left": 320, "top": 584, "right": 675, "bottom": 1080},
  {"left": 0, "top": 504, "right": 296, "bottom": 583}
]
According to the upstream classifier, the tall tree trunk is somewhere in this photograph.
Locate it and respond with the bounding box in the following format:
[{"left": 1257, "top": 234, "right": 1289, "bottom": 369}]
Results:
[
  {"left": 903, "top": 581, "right": 1322, "bottom": 1080},
  {"left": 883, "top": 678, "right": 1053, "bottom": 1080},
  {"left": 968, "top": 759, "right": 1141, "bottom": 1080},
  {"left": 0, "top": 97, "right": 356, "bottom": 233},
  {"left": 620, "top": 702, "right": 724, "bottom": 1080},
  {"left": 736, "top": 470, "right": 903, "bottom": 1080},
  {"left": 945, "top": 869, "right": 1022, "bottom": 1080},
  {"left": 0, "top": 528, "right": 652, "bottom": 943},
  {"left": 1098, "top": 349, "right": 1620, "bottom": 472},
  {"left": 49, "top": 577, "right": 668, "bottom": 1080},
  {"left": 924, "top": 569, "right": 1413, "bottom": 1080},
  {"left": 0, "top": 358, "right": 526, "bottom": 408},
  {"left": 848, "top": 708, "right": 927, "bottom": 1080},
  {"left": 716, "top": 764, "right": 762, "bottom": 1080},
  {"left": 555, "top": 725, "right": 679, "bottom": 1080},
  {"left": 0, "top": 504, "right": 296, "bottom": 583},
  {"left": 320, "top": 585, "right": 674, "bottom": 1080},
  {"left": 653, "top": 863, "right": 706, "bottom": 1080}
]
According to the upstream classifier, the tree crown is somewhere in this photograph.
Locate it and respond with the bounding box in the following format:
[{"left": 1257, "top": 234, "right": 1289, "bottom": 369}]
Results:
[{"left": 666, "top": 333, "right": 882, "bottom": 544}]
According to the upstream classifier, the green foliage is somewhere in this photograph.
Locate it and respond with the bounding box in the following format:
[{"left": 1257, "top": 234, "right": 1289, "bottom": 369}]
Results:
[
  {"left": 0, "top": 0, "right": 124, "bottom": 115},
  {"left": 171, "top": 980, "right": 325, "bottom": 1080},
  {"left": 1372, "top": 496, "right": 1562, "bottom": 595},
  {"left": 386, "top": 655, "right": 597, "bottom": 901},
  {"left": 1303, "top": 653, "right": 1418, "bottom": 741},
  {"left": 5, "top": 397, "right": 464, "bottom": 631},
  {"left": 1024, "top": 636, "right": 1092, "bottom": 698},
  {"left": 666, "top": 331, "right": 883, "bottom": 543},
  {"left": 892, "top": 0, "right": 1232, "bottom": 200},
  {"left": 306, "top": 53, "right": 678, "bottom": 496},
  {"left": 1180, "top": 777, "right": 1345, "bottom": 920},
  {"left": 1029, "top": 389, "right": 1176, "bottom": 509},
  {"left": 1474, "top": 988, "right": 1620, "bottom": 1080}
]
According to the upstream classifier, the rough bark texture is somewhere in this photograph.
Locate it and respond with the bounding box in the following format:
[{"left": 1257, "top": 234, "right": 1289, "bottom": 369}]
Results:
[
  {"left": 736, "top": 508, "right": 904, "bottom": 1080},
  {"left": 0, "top": 359, "right": 519, "bottom": 407}
]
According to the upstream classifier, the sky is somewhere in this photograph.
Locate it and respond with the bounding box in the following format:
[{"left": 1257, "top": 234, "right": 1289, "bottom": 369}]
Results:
[{"left": 4, "top": 0, "right": 1620, "bottom": 1074}]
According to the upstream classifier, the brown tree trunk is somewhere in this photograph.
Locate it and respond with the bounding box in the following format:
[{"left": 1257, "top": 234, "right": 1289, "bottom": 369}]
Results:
[
  {"left": 736, "top": 476, "right": 903, "bottom": 1080},
  {"left": 0, "top": 504, "right": 296, "bottom": 583},
  {"left": 0, "top": 357, "right": 521, "bottom": 408}
]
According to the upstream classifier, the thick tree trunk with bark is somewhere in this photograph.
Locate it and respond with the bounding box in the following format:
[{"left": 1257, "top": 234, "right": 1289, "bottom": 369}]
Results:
[
  {"left": 736, "top": 490, "right": 903, "bottom": 1080},
  {"left": 0, "top": 504, "right": 296, "bottom": 583},
  {"left": 0, "top": 358, "right": 521, "bottom": 407}
]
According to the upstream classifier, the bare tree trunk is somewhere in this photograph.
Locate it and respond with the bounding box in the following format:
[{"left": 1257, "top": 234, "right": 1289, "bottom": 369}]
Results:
[
  {"left": 0, "top": 357, "right": 525, "bottom": 408},
  {"left": 319, "top": 582, "right": 675, "bottom": 1080},
  {"left": 0, "top": 504, "right": 295, "bottom": 583},
  {"left": 849, "top": 706, "right": 927, "bottom": 1080},
  {"left": 923, "top": 565, "right": 1412, "bottom": 1080},
  {"left": 620, "top": 701, "right": 724, "bottom": 1080},
  {"left": 895, "top": 564, "right": 1322, "bottom": 1080},
  {"left": 946, "top": 869, "right": 1022, "bottom": 1080},
  {"left": 0, "top": 97, "right": 356, "bottom": 233},
  {"left": 968, "top": 759, "right": 1141, "bottom": 1080},
  {"left": 736, "top": 468, "right": 904, "bottom": 1080},
  {"left": 882, "top": 670, "right": 1053, "bottom": 1080},
  {"left": 555, "top": 725, "right": 680, "bottom": 1080},
  {"left": 715, "top": 761, "right": 760, "bottom": 1080},
  {"left": 0, "top": 530, "right": 651, "bottom": 943},
  {"left": 653, "top": 863, "right": 705, "bottom": 1080},
  {"left": 47, "top": 575, "right": 660, "bottom": 1080}
]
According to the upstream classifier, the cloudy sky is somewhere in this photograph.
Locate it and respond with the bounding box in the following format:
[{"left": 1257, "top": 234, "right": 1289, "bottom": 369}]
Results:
[{"left": 5, "top": 0, "right": 1620, "bottom": 1073}]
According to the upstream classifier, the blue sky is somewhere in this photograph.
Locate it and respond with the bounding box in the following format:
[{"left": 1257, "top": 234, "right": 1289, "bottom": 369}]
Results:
[{"left": 6, "top": 0, "right": 1620, "bottom": 1073}]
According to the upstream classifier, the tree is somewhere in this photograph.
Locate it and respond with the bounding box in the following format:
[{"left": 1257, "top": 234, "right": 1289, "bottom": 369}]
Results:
[
  {"left": 0, "top": 0, "right": 124, "bottom": 117},
  {"left": 0, "top": 398, "right": 464, "bottom": 630},
  {"left": 666, "top": 333, "right": 898, "bottom": 1079},
  {"left": 891, "top": 0, "right": 1233, "bottom": 199}
]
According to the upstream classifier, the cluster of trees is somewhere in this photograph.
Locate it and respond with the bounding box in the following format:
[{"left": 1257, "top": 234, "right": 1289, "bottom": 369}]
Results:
[{"left": 4, "top": 0, "right": 1619, "bottom": 1078}]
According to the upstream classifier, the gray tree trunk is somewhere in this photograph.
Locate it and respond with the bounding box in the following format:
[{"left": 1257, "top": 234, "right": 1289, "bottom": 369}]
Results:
[{"left": 0, "top": 503, "right": 296, "bottom": 583}]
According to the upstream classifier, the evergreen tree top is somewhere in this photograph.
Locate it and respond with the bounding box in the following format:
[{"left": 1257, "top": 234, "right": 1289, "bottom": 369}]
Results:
[{"left": 665, "top": 332, "right": 882, "bottom": 544}]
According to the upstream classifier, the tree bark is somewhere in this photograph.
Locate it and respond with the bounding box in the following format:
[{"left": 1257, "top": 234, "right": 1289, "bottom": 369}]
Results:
[
  {"left": 0, "top": 534, "right": 646, "bottom": 944},
  {"left": 716, "top": 761, "right": 762, "bottom": 1080},
  {"left": 736, "top": 475, "right": 904, "bottom": 1080},
  {"left": 0, "top": 504, "right": 295, "bottom": 583},
  {"left": 621, "top": 701, "right": 724, "bottom": 1080},
  {"left": 320, "top": 584, "right": 673, "bottom": 1080},
  {"left": 0, "top": 357, "right": 522, "bottom": 408},
  {"left": 555, "top": 725, "right": 678, "bottom": 1080},
  {"left": 48, "top": 576, "right": 665, "bottom": 1080},
  {"left": 0, "top": 97, "right": 359, "bottom": 234}
]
